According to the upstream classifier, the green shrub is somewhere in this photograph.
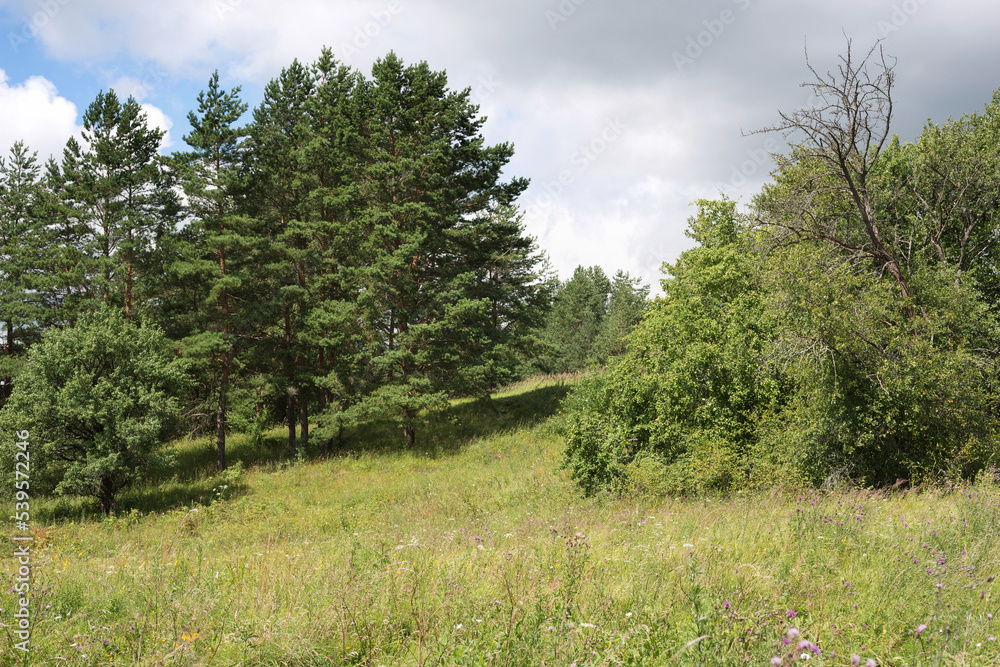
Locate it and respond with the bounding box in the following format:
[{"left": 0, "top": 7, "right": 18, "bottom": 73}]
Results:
[
  {"left": 561, "top": 198, "right": 1000, "bottom": 497},
  {"left": 562, "top": 200, "right": 786, "bottom": 496},
  {"left": 0, "top": 307, "right": 187, "bottom": 512}
]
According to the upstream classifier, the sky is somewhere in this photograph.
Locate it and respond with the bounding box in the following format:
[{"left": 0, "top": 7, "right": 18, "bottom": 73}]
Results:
[{"left": 1, "top": 0, "right": 999, "bottom": 293}]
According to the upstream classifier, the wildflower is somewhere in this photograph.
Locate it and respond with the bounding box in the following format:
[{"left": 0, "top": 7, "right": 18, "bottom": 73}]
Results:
[
  {"left": 865, "top": 660, "right": 876, "bottom": 667},
  {"left": 851, "top": 656, "right": 861, "bottom": 666},
  {"left": 771, "top": 658, "right": 782, "bottom": 667},
  {"left": 788, "top": 627, "right": 800, "bottom": 639},
  {"left": 916, "top": 624, "right": 927, "bottom": 636},
  {"left": 787, "top": 609, "right": 797, "bottom": 619},
  {"left": 723, "top": 600, "right": 731, "bottom": 609}
]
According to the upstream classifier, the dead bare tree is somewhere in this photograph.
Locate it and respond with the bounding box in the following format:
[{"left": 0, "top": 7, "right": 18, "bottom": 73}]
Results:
[{"left": 750, "top": 39, "right": 915, "bottom": 312}]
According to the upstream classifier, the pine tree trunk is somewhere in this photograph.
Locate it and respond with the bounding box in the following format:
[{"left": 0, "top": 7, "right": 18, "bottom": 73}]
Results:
[
  {"left": 287, "top": 387, "right": 297, "bottom": 454},
  {"left": 2, "top": 321, "right": 13, "bottom": 404},
  {"left": 299, "top": 387, "right": 309, "bottom": 451},
  {"left": 402, "top": 406, "right": 415, "bottom": 447},
  {"left": 217, "top": 253, "right": 229, "bottom": 472},
  {"left": 216, "top": 351, "right": 228, "bottom": 472}
]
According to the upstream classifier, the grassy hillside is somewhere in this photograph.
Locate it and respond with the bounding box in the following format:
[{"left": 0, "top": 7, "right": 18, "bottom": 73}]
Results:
[{"left": 3, "top": 376, "right": 1000, "bottom": 666}]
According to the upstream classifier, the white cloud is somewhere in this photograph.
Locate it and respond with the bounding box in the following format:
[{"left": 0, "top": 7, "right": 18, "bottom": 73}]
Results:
[
  {"left": 5, "top": 0, "right": 1000, "bottom": 289},
  {"left": 0, "top": 69, "right": 80, "bottom": 162},
  {"left": 506, "top": 77, "right": 743, "bottom": 291},
  {"left": 108, "top": 74, "right": 150, "bottom": 102},
  {"left": 0, "top": 69, "right": 174, "bottom": 165},
  {"left": 139, "top": 102, "right": 175, "bottom": 150},
  {"left": 5, "top": 0, "right": 412, "bottom": 84}
]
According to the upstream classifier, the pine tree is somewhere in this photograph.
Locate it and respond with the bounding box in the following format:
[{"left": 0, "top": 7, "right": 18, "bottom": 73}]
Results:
[
  {"left": 345, "top": 53, "right": 529, "bottom": 446},
  {"left": 454, "top": 203, "right": 554, "bottom": 397},
  {"left": 244, "top": 59, "right": 317, "bottom": 453},
  {"left": 0, "top": 142, "right": 46, "bottom": 403},
  {"left": 539, "top": 265, "right": 612, "bottom": 373},
  {"left": 173, "top": 71, "right": 249, "bottom": 471},
  {"left": 34, "top": 155, "right": 92, "bottom": 328},
  {"left": 593, "top": 270, "right": 649, "bottom": 361},
  {"left": 299, "top": 50, "right": 369, "bottom": 452},
  {"left": 58, "top": 91, "right": 175, "bottom": 318}
]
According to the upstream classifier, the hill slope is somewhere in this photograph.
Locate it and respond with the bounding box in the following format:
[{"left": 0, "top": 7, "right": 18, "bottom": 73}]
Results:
[{"left": 4, "top": 377, "right": 1000, "bottom": 665}]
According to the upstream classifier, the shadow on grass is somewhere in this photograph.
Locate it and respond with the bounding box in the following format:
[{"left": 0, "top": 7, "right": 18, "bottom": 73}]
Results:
[
  {"left": 31, "top": 433, "right": 285, "bottom": 523},
  {"left": 148, "top": 429, "right": 290, "bottom": 485},
  {"left": 32, "top": 476, "right": 255, "bottom": 524},
  {"left": 32, "top": 380, "right": 575, "bottom": 523},
  {"left": 330, "top": 381, "right": 574, "bottom": 458}
]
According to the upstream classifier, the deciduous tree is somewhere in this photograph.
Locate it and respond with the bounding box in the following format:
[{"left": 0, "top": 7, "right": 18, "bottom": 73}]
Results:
[{"left": 0, "top": 307, "right": 187, "bottom": 512}]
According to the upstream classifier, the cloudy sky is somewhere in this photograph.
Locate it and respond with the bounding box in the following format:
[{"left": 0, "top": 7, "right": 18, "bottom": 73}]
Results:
[{"left": 2, "top": 0, "right": 999, "bottom": 292}]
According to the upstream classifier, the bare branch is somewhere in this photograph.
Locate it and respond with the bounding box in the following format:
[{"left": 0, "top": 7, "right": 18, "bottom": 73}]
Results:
[{"left": 751, "top": 38, "right": 913, "bottom": 310}]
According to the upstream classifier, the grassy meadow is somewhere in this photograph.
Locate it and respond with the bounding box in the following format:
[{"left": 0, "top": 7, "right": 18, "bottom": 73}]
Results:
[{"left": 4, "top": 376, "right": 1000, "bottom": 666}]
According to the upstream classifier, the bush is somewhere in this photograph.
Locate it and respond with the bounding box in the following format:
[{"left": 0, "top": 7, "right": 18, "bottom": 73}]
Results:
[
  {"left": 561, "top": 200, "right": 786, "bottom": 496},
  {"left": 0, "top": 307, "right": 187, "bottom": 512},
  {"left": 561, "top": 199, "right": 1000, "bottom": 498}
]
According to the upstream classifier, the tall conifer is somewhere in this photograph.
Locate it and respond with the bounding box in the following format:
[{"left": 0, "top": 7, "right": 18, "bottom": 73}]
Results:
[
  {"left": 174, "top": 71, "right": 249, "bottom": 471},
  {"left": 0, "top": 142, "right": 46, "bottom": 402},
  {"left": 58, "top": 91, "right": 174, "bottom": 318},
  {"left": 345, "top": 53, "right": 529, "bottom": 445}
]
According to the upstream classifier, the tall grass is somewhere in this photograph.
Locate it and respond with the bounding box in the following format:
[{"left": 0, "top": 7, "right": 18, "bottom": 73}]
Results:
[{"left": 3, "top": 378, "right": 1000, "bottom": 665}]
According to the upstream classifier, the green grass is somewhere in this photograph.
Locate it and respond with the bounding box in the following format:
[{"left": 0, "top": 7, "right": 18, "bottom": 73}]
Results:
[{"left": 3, "top": 376, "right": 1000, "bottom": 665}]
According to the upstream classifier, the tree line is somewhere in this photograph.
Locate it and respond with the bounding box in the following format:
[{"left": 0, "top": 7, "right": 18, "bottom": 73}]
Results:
[{"left": 0, "top": 49, "right": 649, "bottom": 510}]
